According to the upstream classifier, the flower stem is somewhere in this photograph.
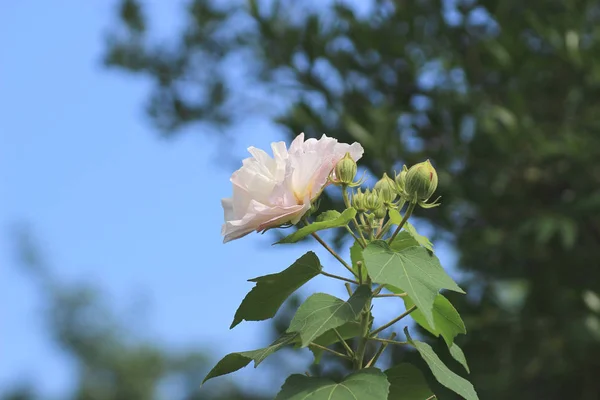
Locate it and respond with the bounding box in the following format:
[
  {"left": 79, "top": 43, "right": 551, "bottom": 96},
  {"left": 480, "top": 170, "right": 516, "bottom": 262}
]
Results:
[
  {"left": 388, "top": 202, "right": 416, "bottom": 244},
  {"left": 308, "top": 342, "right": 351, "bottom": 360},
  {"left": 319, "top": 270, "right": 359, "bottom": 285},
  {"left": 342, "top": 187, "right": 367, "bottom": 247},
  {"left": 310, "top": 232, "right": 358, "bottom": 278},
  {"left": 370, "top": 305, "right": 417, "bottom": 337}
]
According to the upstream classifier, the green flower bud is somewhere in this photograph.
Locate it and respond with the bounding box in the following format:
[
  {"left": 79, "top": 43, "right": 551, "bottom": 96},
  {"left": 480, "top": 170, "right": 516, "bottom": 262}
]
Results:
[
  {"left": 334, "top": 152, "right": 357, "bottom": 185},
  {"left": 405, "top": 160, "right": 438, "bottom": 201},
  {"left": 374, "top": 173, "right": 397, "bottom": 204},
  {"left": 352, "top": 188, "right": 366, "bottom": 211},
  {"left": 373, "top": 205, "right": 387, "bottom": 219},
  {"left": 364, "top": 189, "right": 383, "bottom": 211},
  {"left": 395, "top": 165, "right": 409, "bottom": 194}
]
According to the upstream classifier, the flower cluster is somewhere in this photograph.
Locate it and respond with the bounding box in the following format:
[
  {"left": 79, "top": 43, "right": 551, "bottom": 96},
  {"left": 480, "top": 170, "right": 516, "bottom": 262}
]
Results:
[{"left": 221, "top": 133, "right": 439, "bottom": 242}]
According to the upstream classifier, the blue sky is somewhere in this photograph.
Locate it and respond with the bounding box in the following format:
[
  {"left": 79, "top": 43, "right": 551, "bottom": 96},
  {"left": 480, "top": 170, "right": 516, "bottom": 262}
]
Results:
[{"left": 0, "top": 1, "right": 458, "bottom": 397}]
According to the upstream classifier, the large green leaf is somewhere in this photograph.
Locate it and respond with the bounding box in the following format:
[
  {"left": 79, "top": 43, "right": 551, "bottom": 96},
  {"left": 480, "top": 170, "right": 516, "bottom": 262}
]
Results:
[
  {"left": 450, "top": 343, "right": 470, "bottom": 373},
  {"left": 405, "top": 328, "right": 479, "bottom": 400},
  {"left": 403, "top": 293, "right": 466, "bottom": 347},
  {"left": 231, "top": 251, "right": 321, "bottom": 328},
  {"left": 202, "top": 333, "right": 297, "bottom": 384},
  {"left": 287, "top": 285, "right": 371, "bottom": 347},
  {"left": 388, "top": 210, "right": 433, "bottom": 252},
  {"left": 385, "top": 363, "right": 435, "bottom": 400},
  {"left": 275, "top": 368, "right": 389, "bottom": 400},
  {"left": 350, "top": 240, "right": 368, "bottom": 281},
  {"left": 363, "top": 240, "right": 464, "bottom": 327},
  {"left": 276, "top": 208, "right": 357, "bottom": 244}
]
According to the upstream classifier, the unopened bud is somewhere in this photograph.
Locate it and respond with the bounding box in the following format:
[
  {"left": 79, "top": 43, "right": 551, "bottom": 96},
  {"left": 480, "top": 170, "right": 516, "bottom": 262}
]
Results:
[
  {"left": 373, "top": 205, "right": 387, "bottom": 219},
  {"left": 395, "top": 165, "right": 409, "bottom": 194},
  {"left": 405, "top": 160, "right": 438, "bottom": 201},
  {"left": 364, "top": 189, "right": 383, "bottom": 211},
  {"left": 374, "top": 173, "right": 397, "bottom": 204},
  {"left": 352, "top": 188, "right": 366, "bottom": 211},
  {"left": 334, "top": 153, "right": 357, "bottom": 185}
]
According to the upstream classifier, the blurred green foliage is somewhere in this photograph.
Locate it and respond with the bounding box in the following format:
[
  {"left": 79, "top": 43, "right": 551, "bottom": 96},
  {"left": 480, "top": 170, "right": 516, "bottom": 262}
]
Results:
[{"left": 103, "top": 0, "right": 600, "bottom": 398}]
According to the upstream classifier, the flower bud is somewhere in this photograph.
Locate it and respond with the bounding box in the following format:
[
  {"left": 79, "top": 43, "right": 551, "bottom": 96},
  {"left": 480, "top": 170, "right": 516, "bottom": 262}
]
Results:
[
  {"left": 334, "top": 152, "right": 357, "bottom": 186},
  {"left": 373, "top": 205, "right": 387, "bottom": 219},
  {"left": 374, "top": 173, "right": 397, "bottom": 204},
  {"left": 364, "top": 189, "right": 383, "bottom": 211},
  {"left": 352, "top": 188, "right": 366, "bottom": 211},
  {"left": 405, "top": 160, "right": 438, "bottom": 201},
  {"left": 395, "top": 165, "right": 409, "bottom": 194}
]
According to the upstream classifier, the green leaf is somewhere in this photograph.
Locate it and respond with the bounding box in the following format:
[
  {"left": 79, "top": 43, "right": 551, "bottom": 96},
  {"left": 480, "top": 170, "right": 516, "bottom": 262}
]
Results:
[
  {"left": 389, "top": 231, "right": 420, "bottom": 252},
  {"left": 276, "top": 208, "right": 357, "bottom": 244},
  {"left": 385, "top": 363, "right": 435, "bottom": 400},
  {"left": 231, "top": 251, "right": 322, "bottom": 328},
  {"left": 450, "top": 343, "right": 470, "bottom": 373},
  {"left": 275, "top": 368, "right": 389, "bottom": 400},
  {"left": 316, "top": 210, "right": 341, "bottom": 222},
  {"left": 405, "top": 222, "right": 434, "bottom": 252},
  {"left": 350, "top": 240, "right": 368, "bottom": 281},
  {"left": 405, "top": 328, "right": 479, "bottom": 400},
  {"left": 363, "top": 240, "right": 464, "bottom": 327},
  {"left": 287, "top": 285, "right": 371, "bottom": 347},
  {"left": 388, "top": 208, "right": 403, "bottom": 225},
  {"left": 388, "top": 210, "right": 433, "bottom": 252},
  {"left": 403, "top": 293, "right": 466, "bottom": 347},
  {"left": 202, "top": 333, "right": 297, "bottom": 384}
]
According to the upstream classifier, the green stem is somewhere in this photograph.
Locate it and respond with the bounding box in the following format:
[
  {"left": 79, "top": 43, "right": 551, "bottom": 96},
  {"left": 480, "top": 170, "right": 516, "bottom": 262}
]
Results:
[
  {"left": 334, "top": 328, "right": 355, "bottom": 357},
  {"left": 367, "top": 337, "right": 409, "bottom": 346},
  {"left": 342, "top": 187, "right": 367, "bottom": 247},
  {"left": 374, "top": 293, "right": 407, "bottom": 298},
  {"left": 345, "top": 225, "right": 361, "bottom": 244},
  {"left": 310, "top": 232, "right": 358, "bottom": 278},
  {"left": 354, "top": 297, "right": 372, "bottom": 369},
  {"left": 370, "top": 305, "right": 417, "bottom": 337},
  {"left": 388, "top": 202, "right": 416, "bottom": 244},
  {"left": 375, "top": 219, "right": 392, "bottom": 239},
  {"left": 365, "top": 332, "right": 396, "bottom": 368},
  {"left": 344, "top": 283, "right": 353, "bottom": 296},
  {"left": 319, "top": 270, "right": 359, "bottom": 284},
  {"left": 372, "top": 284, "right": 384, "bottom": 296},
  {"left": 309, "top": 342, "right": 351, "bottom": 360}
]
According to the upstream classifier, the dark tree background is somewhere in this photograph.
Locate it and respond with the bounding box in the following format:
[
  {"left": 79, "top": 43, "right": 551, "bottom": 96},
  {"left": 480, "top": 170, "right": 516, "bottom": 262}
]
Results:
[{"left": 101, "top": 0, "right": 600, "bottom": 399}]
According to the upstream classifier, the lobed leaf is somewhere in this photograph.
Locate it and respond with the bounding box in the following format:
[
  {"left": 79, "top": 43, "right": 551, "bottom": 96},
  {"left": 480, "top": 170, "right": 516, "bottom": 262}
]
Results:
[{"left": 363, "top": 240, "right": 464, "bottom": 327}]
